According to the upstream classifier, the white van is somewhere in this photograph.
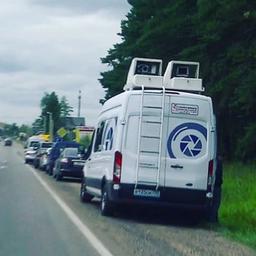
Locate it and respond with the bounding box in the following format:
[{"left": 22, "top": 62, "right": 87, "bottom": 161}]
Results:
[
  {"left": 81, "top": 58, "right": 217, "bottom": 217},
  {"left": 24, "top": 135, "right": 43, "bottom": 164}
]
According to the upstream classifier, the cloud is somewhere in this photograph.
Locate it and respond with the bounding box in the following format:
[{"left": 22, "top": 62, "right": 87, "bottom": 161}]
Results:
[
  {"left": 0, "top": 0, "right": 130, "bottom": 126},
  {"left": 30, "top": 0, "right": 130, "bottom": 17}
]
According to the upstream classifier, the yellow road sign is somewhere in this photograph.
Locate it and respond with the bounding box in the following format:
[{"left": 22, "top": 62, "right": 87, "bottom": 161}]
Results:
[{"left": 57, "top": 127, "right": 67, "bottom": 138}]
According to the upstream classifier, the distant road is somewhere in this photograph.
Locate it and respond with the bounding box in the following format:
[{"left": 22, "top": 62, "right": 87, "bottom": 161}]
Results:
[{"left": 0, "top": 142, "right": 254, "bottom": 256}]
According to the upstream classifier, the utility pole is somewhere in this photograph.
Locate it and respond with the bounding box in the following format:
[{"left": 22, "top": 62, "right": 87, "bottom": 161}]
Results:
[
  {"left": 43, "top": 115, "right": 47, "bottom": 134},
  {"left": 78, "top": 90, "right": 81, "bottom": 117},
  {"left": 47, "top": 112, "right": 54, "bottom": 142}
]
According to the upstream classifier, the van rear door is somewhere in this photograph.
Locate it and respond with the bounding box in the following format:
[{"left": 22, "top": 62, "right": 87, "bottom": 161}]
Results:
[
  {"left": 164, "top": 95, "right": 214, "bottom": 191},
  {"left": 122, "top": 92, "right": 169, "bottom": 187}
]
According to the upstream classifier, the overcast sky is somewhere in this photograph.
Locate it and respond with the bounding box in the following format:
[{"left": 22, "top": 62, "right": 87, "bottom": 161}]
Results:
[{"left": 0, "top": 0, "right": 130, "bottom": 126}]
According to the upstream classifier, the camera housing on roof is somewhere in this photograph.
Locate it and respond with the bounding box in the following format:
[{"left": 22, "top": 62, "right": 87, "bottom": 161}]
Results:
[
  {"left": 163, "top": 61, "right": 204, "bottom": 92},
  {"left": 124, "top": 57, "right": 163, "bottom": 90},
  {"left": 124, "top": 58, "right": 204, "bottom": 92}
]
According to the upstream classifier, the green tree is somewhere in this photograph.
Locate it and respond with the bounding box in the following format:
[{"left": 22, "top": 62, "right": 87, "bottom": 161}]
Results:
[
  {"left": 194, "top": 0, "right": 256, "bottom": 161},
  {"left": 3, "top": 123, "right": 19, "bottom": 137},
  {"left": 40, "top": 92, "right": 61, "bottom": 134},
  {"left": 18, "top": 124, "right": 32, "bottom": 141},
  {"left": 32, "top": 118, "right": 44, "bottom": 134},
  {"left": 100, "top": 0, "right": 256, "bottom": 161},
  {"left": 19, "top": 124, "right": 32, "bottom": 136},
  {"left": 60, "top": 96, "right": 73, "bottom": 117}
]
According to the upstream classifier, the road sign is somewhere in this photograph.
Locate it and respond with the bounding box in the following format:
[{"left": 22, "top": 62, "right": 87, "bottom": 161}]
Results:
[{"left": 57, "top": 127, "right": 68, "bottom": 138}]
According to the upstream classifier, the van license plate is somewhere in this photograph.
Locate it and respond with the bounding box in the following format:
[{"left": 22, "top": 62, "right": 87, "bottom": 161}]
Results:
[{"left": 133, "top": 189, "right": 160, "bottom": 198}]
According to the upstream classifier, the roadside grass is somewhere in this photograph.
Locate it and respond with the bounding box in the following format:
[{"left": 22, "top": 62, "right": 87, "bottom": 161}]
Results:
[{"left": 215, "top": 162, "right": 256, "bottom": 249}]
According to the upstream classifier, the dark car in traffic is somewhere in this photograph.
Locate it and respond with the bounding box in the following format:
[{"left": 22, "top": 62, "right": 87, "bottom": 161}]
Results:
[
  {"left": 53, "top": 147, "right": 85, "bottom": 181},
  {"left": 4, "top": 138, "right": 12, "bottom": 146},
  {"left": 46, "top": 141, "right": 80, "bottom": 175}
]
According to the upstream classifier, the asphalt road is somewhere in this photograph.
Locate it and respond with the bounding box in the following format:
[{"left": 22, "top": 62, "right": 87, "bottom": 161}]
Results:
[
  {"left": 0, "top": 143, "right": 99, "bottom": 256},
  {"left": 0, "top": 142, "right": 255, "bottom": 256}
]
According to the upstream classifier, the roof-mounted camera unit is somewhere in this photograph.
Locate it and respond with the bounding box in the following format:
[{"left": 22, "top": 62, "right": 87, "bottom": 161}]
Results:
[
  {"left": 163, "top": 61, "right": 204, "bottom": 92},
  {"left": 124, "top": 58, "right": 163, "bottom": 90}
]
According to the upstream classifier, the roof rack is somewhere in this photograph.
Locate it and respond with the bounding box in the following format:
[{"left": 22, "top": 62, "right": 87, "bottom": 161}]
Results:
[{"left": 123, "top": 58, "right": 204, "bottom": 92}]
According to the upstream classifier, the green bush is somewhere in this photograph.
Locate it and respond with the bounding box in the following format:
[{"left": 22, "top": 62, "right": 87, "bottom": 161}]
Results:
[{"left": 219, "top": 163, "right": 256, "bottom": 249}]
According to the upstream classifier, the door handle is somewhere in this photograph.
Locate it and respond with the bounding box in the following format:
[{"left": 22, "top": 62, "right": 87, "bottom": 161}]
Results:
[{"left": 171, "top": 164, "right": 183, "bottom": 169}]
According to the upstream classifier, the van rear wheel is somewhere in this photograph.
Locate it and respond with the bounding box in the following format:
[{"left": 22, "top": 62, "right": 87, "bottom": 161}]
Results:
[
  {"left": 101, "top": 185, "right": 113, "bottom": 216},
  {"left": 206, "top": 203, "right": 219, "bottom": 223}
]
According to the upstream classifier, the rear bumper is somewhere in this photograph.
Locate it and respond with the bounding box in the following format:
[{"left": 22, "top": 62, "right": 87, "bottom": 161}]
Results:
[
  {"left": 106, "top": 182, "right": 211, "bottom": 210},
  {"left": 60, "top": 168, "right": 83, "bottom": 178},
  {"left": 25, "top": 155, "right": 36, "bottom": 162}
]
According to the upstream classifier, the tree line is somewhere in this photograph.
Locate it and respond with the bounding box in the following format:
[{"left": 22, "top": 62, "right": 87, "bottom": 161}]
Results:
[
  {"left": 1, "top": 92, "right": 73, "bottom": 139},
  {"left": 100, "top": 0, "right": 256, "bottom": 161},
  {"left": 32, "top": 92, "right": 73, "bottom": 135}
]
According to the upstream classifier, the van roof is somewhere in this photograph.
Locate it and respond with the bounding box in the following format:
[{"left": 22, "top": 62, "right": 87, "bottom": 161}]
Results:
[{"left": 100, "top": 89, "right": 211, "bottom": 115}]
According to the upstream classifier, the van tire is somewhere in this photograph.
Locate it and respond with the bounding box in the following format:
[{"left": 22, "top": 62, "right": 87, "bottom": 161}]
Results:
[
  {"left": 34, "top": 160, "right": 39, "bottom": 169},
  {"left": 101, "top": 185, "right": 113, "bottom": 216},
  {"left": 80, "top": 179, "right": 93, "bottom": 203},
  {"left": 206, "top": 203, "right": 218, "bottom": 223},
  {"left": 48, "top": 167, "right": 53, "bottom": 176}
]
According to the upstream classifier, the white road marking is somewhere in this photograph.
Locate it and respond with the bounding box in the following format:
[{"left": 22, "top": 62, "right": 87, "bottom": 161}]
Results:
[
  {"left": 0, "top": 160, "right": 7, "bottom": 169},
  {"left": 25, "top": 163, "right": 113, "bottom": 256}
]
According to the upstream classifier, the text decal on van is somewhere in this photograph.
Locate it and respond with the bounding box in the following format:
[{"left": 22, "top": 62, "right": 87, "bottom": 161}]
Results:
[
  {"left": 171, "top": 103, "right": 199, "bottom": 116},
  {"left": 167, "top": 123, "right": 207, "bottom": 159}
]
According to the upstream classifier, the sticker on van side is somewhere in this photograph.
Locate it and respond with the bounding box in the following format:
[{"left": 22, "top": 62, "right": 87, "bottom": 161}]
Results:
[
  {"left": 167, "top": 122, "right": 207, "bottom": 159},
  {"left": 171, "top": 103, "right": 199, "bottom": 116}
]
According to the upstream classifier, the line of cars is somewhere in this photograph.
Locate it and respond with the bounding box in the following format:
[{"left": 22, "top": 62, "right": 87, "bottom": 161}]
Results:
[{"left": 24, "top": 137, "right": 86, "bottom": 181}]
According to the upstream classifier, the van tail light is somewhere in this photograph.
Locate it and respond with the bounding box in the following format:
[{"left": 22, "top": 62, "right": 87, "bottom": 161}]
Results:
[
  {"left": 207, "top": 159, "right": 214, "bottom": 191},
  {"left": 113, "top": 151, "right": 122, "bottom": 184}
]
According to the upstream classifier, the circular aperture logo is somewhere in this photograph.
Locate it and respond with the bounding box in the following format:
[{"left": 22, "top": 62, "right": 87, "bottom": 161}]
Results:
[{"left": 167, "top": 123, "right": 207, "bottom": 159}]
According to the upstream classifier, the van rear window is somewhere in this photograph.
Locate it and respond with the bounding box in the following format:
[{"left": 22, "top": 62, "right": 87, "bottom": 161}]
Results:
[{"left": 30, "top": 141, "right": 39, "bottom": 147}]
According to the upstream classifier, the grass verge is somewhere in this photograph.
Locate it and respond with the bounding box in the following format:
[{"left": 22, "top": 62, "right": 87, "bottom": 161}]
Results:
[{"left": 216, "top": 162, "right": 256, "bottom": 249}]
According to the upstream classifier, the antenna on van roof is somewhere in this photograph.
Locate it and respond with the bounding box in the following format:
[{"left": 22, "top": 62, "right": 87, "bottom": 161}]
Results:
[{"left": 123, "top": 57, "right": 163, "bottom": 90}]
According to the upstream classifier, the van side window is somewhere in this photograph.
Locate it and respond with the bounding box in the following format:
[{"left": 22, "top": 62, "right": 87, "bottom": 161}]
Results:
[
  {"left": 102, "top": 117, "right": 117, "bottom": 151},
  {"left": 83, "top": 131, "right": 95, "bottom": 159},
  {"left": 94, "top": 121, "right": 105, "bottom": 152}
]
